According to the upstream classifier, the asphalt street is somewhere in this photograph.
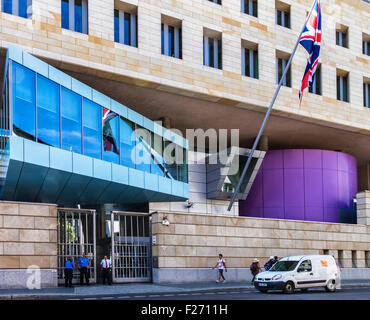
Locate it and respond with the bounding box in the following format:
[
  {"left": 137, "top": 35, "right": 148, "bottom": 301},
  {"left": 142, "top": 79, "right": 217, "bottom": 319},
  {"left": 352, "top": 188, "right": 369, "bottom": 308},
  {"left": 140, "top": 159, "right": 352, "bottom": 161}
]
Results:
[{"left": 42, "top": 286, "right": 370, "bottom": 300}]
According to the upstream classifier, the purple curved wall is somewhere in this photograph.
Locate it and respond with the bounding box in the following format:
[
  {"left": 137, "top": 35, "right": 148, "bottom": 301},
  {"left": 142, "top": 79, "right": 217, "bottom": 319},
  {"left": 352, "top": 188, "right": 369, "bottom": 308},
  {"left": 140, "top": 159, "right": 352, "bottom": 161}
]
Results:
[{"left": 239, "top": 149, "right": 358, "bottom": 223}]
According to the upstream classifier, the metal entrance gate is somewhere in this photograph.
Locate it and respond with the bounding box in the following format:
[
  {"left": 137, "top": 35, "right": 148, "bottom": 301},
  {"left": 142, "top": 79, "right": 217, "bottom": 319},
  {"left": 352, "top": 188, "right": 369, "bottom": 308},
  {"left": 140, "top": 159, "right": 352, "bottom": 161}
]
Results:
[
  {"left": 110, "top": 211, "right": 152, "bottom": 283},
  {"left": 57, "top": 209, "right": 96, "bottom": 285}
]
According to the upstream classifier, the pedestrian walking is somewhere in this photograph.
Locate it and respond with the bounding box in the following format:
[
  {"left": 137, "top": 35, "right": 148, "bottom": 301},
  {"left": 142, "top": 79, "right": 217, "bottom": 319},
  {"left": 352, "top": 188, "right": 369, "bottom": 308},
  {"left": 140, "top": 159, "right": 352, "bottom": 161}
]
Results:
[
  {"left": 212, "top": 254, "right": 227, "bottom": 283},
  {"left": 64, "top": 256, "right": 74, "bottom": 288},
  {"left": 100, "top": 255, "right": 112, "bottom": 285},
  {"left": 78, "top": 252, "right": 91, "bottom": 285},
  {"left": 250, "top": 258, "right": 261, "bottom": 284},
  {"left": 264, "top": 256, "right": 275, "bottom": 271}
]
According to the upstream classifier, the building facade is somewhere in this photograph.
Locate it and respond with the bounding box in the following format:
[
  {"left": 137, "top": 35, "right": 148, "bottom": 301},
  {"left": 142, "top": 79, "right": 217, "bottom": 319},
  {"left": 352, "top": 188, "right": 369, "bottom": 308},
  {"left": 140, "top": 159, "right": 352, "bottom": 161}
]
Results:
[{"left": 0, "top": 0, "right": 370, "bottom": 287}]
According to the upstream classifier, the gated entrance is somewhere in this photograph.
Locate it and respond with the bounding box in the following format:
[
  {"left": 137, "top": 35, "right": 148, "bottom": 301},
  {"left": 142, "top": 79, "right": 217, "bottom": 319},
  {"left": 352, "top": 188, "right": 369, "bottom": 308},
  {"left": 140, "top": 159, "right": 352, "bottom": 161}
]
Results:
[
  {"left": 110, "top": 211, "right": 152, "bottom": 283},
  {"left": 57, "top": 208, "right": 96, "bottom": 285}
]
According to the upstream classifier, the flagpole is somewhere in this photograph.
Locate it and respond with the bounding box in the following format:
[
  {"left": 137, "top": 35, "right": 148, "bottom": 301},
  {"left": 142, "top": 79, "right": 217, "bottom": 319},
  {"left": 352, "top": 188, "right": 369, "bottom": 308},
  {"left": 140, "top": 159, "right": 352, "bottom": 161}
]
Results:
[{"left": 227, "top": 0, "right": 319, "bottom": 212}]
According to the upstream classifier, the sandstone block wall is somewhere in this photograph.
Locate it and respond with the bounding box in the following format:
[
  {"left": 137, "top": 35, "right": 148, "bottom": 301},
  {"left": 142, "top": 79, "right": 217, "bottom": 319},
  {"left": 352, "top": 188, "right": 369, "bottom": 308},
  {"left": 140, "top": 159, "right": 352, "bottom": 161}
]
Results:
[
  {"left": 0, "top": 201, "right": 58, "bottom": 271},
  {"left": 151, "top": 211, "right": 370, "bottom": 270}
]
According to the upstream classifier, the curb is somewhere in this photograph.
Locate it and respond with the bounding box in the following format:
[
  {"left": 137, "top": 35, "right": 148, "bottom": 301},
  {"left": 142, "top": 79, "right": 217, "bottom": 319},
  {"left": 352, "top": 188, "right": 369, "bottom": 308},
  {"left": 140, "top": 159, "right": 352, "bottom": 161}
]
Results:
[{"left": 1, "top": 282, "right": 370, "bottom": 300}]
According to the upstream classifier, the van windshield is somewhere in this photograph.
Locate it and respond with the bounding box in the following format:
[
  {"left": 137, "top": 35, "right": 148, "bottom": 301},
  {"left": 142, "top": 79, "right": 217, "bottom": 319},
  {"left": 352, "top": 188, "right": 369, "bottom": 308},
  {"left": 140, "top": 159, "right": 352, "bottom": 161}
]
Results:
[{"left": 269, "top": 261, "right": 299, "bottom": 272}]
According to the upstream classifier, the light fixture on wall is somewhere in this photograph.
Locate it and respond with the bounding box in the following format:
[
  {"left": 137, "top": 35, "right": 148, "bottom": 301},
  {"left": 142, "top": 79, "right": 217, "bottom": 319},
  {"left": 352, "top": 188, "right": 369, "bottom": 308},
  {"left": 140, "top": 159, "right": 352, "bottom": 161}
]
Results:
[{"left": 162, "top": 215, "right": 170, "bottom": 226}]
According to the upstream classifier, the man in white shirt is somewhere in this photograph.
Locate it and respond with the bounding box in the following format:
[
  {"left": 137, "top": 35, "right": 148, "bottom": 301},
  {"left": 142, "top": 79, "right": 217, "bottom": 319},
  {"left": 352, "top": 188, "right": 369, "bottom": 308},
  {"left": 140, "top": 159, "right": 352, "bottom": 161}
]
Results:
[{"left": 100, "top": 255, "right": 112, "bottom": 285}]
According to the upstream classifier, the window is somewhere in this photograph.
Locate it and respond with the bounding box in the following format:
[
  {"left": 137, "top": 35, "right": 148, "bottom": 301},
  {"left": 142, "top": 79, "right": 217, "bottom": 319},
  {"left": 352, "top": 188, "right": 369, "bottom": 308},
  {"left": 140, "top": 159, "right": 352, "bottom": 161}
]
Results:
[
  {"left": 309, "top": 64, "right": 322, "bottom": 95},
  {"left": 363, "top": 33, "right": 370, "bottom": 56},
  {"left": 269, "top": 261, "right": 299, "bottom": 272},
  {"left": 61, "top": 0, "right": 88, "bottom": 34},
  {"left": 12, "top": 62, "right": 36, "bottom": 140},
  {"left": 37, "top": 75, "right": 60, "bottom": 148},
  {"left": 203, "top": 29, "right": 222, "bottom": 70},
  {"left": 209, "top": 0, "right": 221, "bottom": 4},
  {"left": 276, "top": 52, "right": 291, "bottom": 87},
  {"left": 336, "top": 24, "right": 348, "bottom": 48},
  {"left": 114, "top": 9, "right": 137, "bottom": 47},
  {"left": 364, "top": 81, "right": 370, "bottom": 108},
  {"left": 161, "top": 20, "right": 182, "bottom": 59},
  {"left": 61, "top": 87, "right": 82, "bottom": 153},
  {"left": 242, "top": 41, "right": 258, "bottom": 79},
  {"left": 337, "top": 70, "right": 349, "bottom": 102},
  {"left": 102, "top": 108, "right": 119, "bottom": 164},
  {"left": 241, "top": 0, "right": 257, "bottom": 17},
  {"left": 276, "top": 1, "right": 290, "bottom": 28},
  {"left": 83, "top": 98, "right": 101, "bottom": 159},
  {"left": 120, "top": 117, "right": 136, "bottom": 168},
  {"left": 297, "top": 260, "right": 312, "bottom": 272},
  {"left": 2, "top": 0, "right": 32, "bottom": 18}
]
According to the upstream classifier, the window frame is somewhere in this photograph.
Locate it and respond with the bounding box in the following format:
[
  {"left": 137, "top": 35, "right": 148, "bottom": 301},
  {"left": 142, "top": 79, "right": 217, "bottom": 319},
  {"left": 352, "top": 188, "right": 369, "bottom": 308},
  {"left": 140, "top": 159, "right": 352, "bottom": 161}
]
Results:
[{"left": 61, "top": 0, "right": 88, "bottom": 35}]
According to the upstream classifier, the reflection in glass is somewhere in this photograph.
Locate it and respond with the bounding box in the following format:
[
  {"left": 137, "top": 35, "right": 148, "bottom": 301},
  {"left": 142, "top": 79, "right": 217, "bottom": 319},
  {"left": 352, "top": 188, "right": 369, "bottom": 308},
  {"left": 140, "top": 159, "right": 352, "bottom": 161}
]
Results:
[
  {"left": 103, "top": 108, "right": 119, "bottom": 164},
  {"left": 135, "top": 126, "right": 151, "bottom": 173},
  {"left": 61, "top": 87, "right": 82, "bottom": 153},
  {"left": 151, "top": 133, "right": 165, "bottom": 176},
  {"left": 12, "top": 62, "right": 36, "bottom": 140},
  {"left": 83, "top": 98, "right": 101, "bottom": 159},
  {"left": 37, "top": 75, "right": 60, "bottom": 147},
  {"left": 120, "top": 117, "right": 135, "bottom": 168},
  {"left": 163, "top": 139, "right": 177, "bottom": 180}
]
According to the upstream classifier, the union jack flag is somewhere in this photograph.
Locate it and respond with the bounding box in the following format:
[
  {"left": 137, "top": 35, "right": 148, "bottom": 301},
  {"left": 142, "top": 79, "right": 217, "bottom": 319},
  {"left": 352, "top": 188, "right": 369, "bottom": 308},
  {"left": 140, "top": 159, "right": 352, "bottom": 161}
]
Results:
[
  {"left": 102, "top": 108, "right": 119, "bottom": 154},
  {"left": 299, "top": 0, "right": 321, "bottom": 104}
]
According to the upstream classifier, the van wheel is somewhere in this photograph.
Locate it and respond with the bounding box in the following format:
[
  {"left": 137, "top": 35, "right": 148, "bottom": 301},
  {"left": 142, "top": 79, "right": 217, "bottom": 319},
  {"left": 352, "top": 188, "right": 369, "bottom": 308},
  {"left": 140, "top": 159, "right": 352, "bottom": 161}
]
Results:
[
  {"left": 283, "top": 281, "right": 295, "bottom": 294},
  {"left": 325, "top": 280, "right": 336, "bottom": 293}
]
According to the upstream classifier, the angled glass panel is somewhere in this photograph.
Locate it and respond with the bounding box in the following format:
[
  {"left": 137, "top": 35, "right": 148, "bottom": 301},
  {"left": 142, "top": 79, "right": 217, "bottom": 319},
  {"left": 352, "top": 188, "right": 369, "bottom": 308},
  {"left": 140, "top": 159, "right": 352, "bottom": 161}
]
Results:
[
  {"left": 37, "top": 74, "right": 60, "bottom": 147},
  {"left": 83, "top": 98, "right": 102, "bottom": 159},
  {"left": 163, "top": 139, "right": 177, "bottom": 180},
  {"left": 103, "top": 108, "right": 119, "bottom": 164},
  {"left": 135, "top": 125, "right": 151, "bottom": 173},
  {"left": 61, "top": 87, "right": 82, "bottom": 153},
  {"left": 12, "top": 61, "right": 36, "bottom": 140},
  {"left": 151, "top": 133, "right": 165, "bottom": 176},
  {"left": 120, "top": 117, "right": 135, "bottom": 168}
]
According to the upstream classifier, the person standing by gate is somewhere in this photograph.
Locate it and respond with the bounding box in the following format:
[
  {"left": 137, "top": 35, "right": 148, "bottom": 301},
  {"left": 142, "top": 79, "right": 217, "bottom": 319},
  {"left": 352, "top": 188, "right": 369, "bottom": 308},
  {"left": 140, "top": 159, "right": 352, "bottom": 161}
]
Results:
[
  {"left": 78, "top": 252, "right": 91, "bottom": 285},
  {"left": 64, "top": 256, "right": 74, "bottom": 288},
  {"left": 100, "top": 255, "right": 112, "bottom": 285}
]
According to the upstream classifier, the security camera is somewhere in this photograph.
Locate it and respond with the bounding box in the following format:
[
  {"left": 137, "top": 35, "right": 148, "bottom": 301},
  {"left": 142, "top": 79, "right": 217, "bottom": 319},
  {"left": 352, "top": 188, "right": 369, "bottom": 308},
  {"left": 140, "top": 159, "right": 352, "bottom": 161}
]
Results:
[{"left": 185, "top": 200, "right": 194, "bottom": 208}]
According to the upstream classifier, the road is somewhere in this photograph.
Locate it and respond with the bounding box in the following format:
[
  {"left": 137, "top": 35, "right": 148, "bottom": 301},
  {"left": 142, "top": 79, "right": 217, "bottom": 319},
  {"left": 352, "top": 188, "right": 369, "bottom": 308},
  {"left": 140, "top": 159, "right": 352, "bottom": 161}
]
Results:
[{"left": 44, "top": 286, "right": 370, "bottom": 300}]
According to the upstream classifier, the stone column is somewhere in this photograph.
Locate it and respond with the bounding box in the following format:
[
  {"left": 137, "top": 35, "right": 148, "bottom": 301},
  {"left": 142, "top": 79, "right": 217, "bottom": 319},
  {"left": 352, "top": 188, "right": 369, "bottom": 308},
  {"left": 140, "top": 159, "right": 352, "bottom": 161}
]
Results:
[
  {"left": 356, "top": 191, "right": 370, "bottom": 225},
  {"left": 341, "top": 250, "right": 353, "bottom": 268}
]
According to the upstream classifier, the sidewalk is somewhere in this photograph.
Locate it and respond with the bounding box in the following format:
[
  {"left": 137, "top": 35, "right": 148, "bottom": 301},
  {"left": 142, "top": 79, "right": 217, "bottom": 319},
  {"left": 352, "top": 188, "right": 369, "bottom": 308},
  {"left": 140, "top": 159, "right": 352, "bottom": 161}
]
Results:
[{"left": 1, "top": 280, "right": 370, "bottom": 300}]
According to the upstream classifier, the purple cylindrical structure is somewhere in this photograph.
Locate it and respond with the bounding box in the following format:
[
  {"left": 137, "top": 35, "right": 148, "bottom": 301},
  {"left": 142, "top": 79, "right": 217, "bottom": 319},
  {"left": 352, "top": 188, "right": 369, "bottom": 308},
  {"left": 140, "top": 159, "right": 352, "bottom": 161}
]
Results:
[{"left": 239, "top": 149, "right": 358, "bottom": 223}]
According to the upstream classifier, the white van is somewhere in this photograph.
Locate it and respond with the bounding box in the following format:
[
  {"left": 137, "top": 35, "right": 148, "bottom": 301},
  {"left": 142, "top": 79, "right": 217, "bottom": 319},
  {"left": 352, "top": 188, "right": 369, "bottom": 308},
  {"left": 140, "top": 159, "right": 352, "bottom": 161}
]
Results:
[{"left": 254, "top": 255, "right": 341, "bottom": 294}]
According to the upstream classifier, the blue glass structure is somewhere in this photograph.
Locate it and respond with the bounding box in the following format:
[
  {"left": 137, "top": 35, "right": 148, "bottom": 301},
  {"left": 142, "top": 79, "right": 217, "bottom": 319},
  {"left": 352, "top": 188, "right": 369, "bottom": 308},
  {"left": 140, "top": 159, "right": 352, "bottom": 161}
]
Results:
[{"left": 0, "top": 46, "right": 189, "bottom": 206}]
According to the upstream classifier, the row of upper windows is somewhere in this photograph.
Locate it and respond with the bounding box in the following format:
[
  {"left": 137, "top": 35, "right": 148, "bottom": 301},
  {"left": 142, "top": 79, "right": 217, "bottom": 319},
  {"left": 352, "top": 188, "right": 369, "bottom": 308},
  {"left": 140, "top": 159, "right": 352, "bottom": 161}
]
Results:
[
  {"left": 3, "top": 0, "right": 369, "bottom": 56},
  {"left": 3, "top": 0, "right": 369, "bottom": 106}
]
